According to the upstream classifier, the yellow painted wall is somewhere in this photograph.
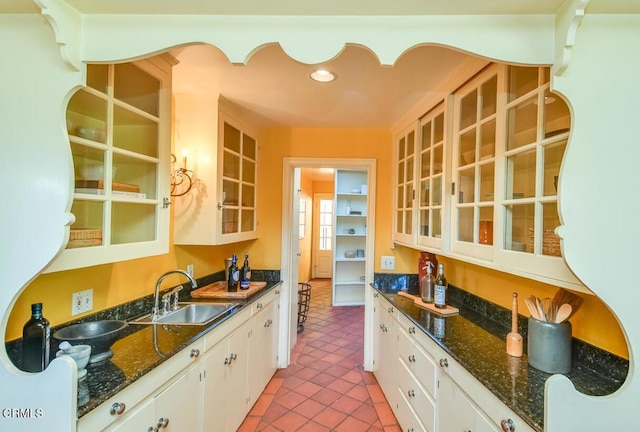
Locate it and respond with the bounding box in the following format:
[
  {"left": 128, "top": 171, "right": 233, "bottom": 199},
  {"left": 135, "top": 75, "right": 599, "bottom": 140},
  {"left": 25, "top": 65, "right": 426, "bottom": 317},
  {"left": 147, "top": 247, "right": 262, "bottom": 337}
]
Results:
[
  {"left": 5, "top": 125, "right": 628, "bottom": 361},
  {"left": 394, "top": 246, "right": 628, "bottom": 359}
]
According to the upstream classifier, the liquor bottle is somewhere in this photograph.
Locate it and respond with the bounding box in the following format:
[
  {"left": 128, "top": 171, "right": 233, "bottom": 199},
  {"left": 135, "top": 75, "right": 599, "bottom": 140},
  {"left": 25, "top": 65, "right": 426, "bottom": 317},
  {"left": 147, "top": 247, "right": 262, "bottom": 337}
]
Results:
[
  {"left": 240, "top": 253, "right": 251, "bottom": 290},
  {"left": 227, "top": 254, "right": 239, "bottom": 292},
  {"left": 420, "top": 264, "right": 435, "bottom": 304},
  {"left": 434, "top": 264, "right": 448, "bottom": 309},
  {"left": 22, "top": 303, "right": 50, "bottom": 372}
]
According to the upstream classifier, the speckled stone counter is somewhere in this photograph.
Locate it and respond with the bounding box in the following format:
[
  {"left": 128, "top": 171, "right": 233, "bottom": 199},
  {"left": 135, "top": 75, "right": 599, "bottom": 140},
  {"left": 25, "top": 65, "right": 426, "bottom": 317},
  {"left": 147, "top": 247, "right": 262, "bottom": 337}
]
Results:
[
  {"left": 373, "top": 285, "right": 627, "bottom": 432},
  {"left": 76, "top": 280, "right": 282, "bottom": 418}
]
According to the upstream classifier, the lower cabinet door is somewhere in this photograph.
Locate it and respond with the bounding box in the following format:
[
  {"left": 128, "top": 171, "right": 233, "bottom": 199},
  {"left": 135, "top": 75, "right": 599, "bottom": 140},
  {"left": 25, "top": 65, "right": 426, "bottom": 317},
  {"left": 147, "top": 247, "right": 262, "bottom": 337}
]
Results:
[
  {"left": 154, "top": 363, "right": 202, "bottom": 432},
  {"left": 437, "top": 372, "right": 497, "bottom": 432}
]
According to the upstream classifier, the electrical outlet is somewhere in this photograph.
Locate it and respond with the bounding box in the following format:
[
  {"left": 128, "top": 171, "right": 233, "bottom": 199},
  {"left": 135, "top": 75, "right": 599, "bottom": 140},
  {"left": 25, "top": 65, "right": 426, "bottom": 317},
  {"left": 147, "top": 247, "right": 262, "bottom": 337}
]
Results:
[
  {"left": 72, "top": 289, "right": 93, "bottom": 316},
  {"left": 381, "top": 256, "right": 395, "bottom": 270},
  {"left": 187, "top": 264, "right": 194, "bottom": 278}
]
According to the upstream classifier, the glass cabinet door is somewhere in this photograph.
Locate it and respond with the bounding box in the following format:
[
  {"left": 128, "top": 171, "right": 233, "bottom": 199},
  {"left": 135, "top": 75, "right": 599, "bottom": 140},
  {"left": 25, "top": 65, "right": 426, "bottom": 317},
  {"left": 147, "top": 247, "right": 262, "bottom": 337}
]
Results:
[
  {"left": 393, "top": 125, "right": 416, "bottom": 244},
  {"left": 67, "top": 62, "right": 162, "bottom": 249},
  {"left": 417, "top": 104, "right": 445, "bottom": 248},
  {"left": 503, "top": 66, "right": 569, "bottom": 257},
  {"left": 47, "top": 55, "right": 172, "bottom": 273},
  {"left": 219, "top": 120, "right": 257, "bottom": 239},
  {"left": 452, "top": 67, "right": 497, "bottom": 258}
]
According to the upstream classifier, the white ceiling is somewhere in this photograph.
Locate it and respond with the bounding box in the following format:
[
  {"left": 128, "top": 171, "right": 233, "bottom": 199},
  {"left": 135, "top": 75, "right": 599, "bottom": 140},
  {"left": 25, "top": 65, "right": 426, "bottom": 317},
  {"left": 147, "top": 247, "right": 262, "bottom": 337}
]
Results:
[{"left": 171, "top": 43, "right": 469, "bottom": 128}]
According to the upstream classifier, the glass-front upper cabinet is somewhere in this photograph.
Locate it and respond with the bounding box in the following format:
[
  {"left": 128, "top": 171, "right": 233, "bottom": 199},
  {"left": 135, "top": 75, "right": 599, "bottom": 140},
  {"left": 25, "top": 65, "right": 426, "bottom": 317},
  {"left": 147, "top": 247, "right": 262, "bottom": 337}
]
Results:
[
  {"left": 417, "top": 104, "right": 446, "bottom": 249},
  {"left": 496, "top": 66, "right": 572, "bottom": 274},
  {"left": 451, "top": 66, "right": 498, "bottom": 261},
  {"left": 45, "top": 56, "right": 174, "bottom": 273},
  {"left": 393, "top": 124, "right": 417, "bottom": 245},
  {"left": 216, "top": 110, "right": 258, "bottom": 244}
]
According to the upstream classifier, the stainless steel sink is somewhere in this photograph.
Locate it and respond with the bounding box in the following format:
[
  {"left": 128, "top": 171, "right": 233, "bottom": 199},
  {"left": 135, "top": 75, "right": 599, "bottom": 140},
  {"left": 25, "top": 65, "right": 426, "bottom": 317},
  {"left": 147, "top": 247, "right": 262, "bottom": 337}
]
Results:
[{"left": 129, "top": 302, "right": 239, "bottom": 325}]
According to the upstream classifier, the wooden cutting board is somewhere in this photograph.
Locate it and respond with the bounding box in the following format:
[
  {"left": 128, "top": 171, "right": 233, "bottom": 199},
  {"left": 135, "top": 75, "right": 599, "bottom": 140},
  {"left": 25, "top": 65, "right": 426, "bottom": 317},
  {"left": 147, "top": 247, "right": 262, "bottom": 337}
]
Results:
[
  {"left": 191, "top": 281, "right": 267, "bottom": 299},
  {"left": 398, "top": 291, "right": 459, "bottom": 316}
]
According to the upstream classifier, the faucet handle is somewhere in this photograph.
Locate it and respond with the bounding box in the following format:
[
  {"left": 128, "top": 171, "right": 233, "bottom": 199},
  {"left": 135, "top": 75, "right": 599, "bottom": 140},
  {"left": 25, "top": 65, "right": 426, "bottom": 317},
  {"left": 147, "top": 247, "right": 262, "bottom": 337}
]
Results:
[{"left": 161, "top": 296, "right": 171, "bottom": 315}]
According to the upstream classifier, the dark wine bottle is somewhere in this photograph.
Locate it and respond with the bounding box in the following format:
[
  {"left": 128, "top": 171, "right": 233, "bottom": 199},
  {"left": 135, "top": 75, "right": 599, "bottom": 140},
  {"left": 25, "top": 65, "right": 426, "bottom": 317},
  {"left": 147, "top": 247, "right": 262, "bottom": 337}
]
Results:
[
  {"left": 240, "top": 253, "right": 251, "bottom": 290},
  {"left": 22, "top": 303, "right": 50, "bottom": 372},
  {"left": 227, "top": 254, "right": 239, "bottom": 292},
  {"left": 434, "top": 264, "right": 448, "bottom": 309}
]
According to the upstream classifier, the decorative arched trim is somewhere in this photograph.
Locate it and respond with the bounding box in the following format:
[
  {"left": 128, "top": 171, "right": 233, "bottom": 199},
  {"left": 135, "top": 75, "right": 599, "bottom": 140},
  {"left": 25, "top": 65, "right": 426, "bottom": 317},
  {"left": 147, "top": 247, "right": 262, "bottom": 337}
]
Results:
[
  {"left": 553, "top": 0, "right": 590, "bottom": 76},
  {"left": 35, "top": 0, "right": 82, "bottom": 71}
]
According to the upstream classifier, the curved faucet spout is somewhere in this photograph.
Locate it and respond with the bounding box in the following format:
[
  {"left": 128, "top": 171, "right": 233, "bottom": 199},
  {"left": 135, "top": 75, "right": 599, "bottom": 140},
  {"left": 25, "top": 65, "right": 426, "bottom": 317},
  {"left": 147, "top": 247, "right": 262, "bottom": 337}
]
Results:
[{"left": 153, "top": 270, "right": 198, "bottom": 319}]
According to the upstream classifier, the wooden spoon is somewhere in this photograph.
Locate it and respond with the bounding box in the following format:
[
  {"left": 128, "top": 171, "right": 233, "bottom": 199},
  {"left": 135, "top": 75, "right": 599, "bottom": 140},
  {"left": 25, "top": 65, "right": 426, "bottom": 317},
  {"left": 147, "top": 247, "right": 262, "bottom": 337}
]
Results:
[
  {"left": 555, "top": 303, "right": 572, "bottom": 323},
  {"left": 525, "top": 297, "right": 541, "bottom": 321}
]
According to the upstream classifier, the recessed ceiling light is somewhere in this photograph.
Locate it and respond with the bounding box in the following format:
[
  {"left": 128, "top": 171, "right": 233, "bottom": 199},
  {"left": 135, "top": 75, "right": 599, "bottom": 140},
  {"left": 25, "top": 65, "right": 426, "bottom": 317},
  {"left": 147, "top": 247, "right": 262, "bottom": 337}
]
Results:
[{"left": 310, "top": 69, "right": 337, "bottom": 83}]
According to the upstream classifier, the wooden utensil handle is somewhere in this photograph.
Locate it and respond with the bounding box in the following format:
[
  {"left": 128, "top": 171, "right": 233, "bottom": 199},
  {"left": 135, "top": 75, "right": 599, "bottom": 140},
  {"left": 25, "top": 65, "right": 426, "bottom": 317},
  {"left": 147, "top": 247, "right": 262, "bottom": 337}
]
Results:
[{"left": 511, "top": 292, "right": 518, "bottom": 333}]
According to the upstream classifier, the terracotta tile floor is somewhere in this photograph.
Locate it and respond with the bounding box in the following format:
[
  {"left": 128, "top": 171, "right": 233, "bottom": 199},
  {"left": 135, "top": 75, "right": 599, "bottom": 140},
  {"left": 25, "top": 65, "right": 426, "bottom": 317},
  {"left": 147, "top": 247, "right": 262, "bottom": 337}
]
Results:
[{"left": 238, "top": 279, "right": 400, "bottom": 432}]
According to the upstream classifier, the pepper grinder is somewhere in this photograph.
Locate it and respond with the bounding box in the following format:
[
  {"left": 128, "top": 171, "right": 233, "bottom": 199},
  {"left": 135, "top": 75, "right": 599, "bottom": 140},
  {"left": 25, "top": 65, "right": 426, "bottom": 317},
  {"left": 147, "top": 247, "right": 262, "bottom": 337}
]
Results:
[{"left": 506, "top": 292, "right": 523, "bottom": 357}]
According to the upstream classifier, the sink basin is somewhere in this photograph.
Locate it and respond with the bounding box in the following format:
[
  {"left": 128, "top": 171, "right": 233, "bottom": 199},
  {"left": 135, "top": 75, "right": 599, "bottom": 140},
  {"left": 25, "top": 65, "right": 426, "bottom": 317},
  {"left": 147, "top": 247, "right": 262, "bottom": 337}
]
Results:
[{"left": 129, "top": 302, "right": 239, "bottom": 326}]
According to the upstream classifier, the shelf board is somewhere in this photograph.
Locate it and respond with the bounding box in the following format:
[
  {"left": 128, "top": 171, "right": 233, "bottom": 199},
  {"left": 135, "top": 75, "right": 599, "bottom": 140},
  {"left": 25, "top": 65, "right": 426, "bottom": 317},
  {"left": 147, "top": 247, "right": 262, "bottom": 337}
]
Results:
[
  {"left": 334, "top": 281, "right": 366, "bottom": 286},
  {"left": 335, "top": 257, "right": 366, "bottom": 262}
]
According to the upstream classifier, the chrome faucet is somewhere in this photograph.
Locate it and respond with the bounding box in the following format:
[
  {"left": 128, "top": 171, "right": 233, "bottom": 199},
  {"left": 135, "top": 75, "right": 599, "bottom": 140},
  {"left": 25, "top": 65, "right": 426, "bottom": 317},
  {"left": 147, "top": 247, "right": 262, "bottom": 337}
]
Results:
[{"left": 152, "top": 270, "right": 197, "bottom": 320}]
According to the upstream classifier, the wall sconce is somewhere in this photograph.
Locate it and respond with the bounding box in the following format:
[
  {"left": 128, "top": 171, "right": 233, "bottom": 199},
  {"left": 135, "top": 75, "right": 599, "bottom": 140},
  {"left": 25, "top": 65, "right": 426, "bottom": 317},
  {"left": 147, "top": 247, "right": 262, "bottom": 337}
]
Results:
[{"left": 170, "top": 149, "right": 197, "bottom": 197}]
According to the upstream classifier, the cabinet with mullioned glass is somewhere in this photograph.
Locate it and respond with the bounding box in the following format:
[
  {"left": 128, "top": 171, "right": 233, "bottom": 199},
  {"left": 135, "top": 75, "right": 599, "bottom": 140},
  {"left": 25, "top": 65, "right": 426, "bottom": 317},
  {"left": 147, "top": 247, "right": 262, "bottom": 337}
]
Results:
[
  {"left": 393, "top": 124, "right": 417, "bottom": 246},
  {"left": 46, "top": 55, "right": 174, "bottom": 273}
]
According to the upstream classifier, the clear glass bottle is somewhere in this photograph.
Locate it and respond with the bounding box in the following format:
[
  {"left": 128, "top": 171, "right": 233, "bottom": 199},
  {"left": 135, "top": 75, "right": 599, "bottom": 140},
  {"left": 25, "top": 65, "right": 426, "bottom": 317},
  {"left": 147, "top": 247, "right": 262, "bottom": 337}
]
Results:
[
  {"left": 22, "top": 303, "right": 50, "bottom": 372},
  {"left": 434, "top": 264, "right": 448, "bottom": 309},
  {"left": 227, "top": 254, "right": 239, "bottom": 292},
  {"left": 420, "top": 264, "right": 435, "bottom": 303},
  {"left": 240, "top": 253, "right": 251, "bottom": 290}
]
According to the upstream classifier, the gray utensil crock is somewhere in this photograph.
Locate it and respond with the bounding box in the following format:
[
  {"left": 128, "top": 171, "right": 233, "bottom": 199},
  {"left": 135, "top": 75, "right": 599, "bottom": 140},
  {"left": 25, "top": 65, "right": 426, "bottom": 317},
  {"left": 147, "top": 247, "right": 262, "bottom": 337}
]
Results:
[{"left": 527, "top": 317, "right": 572, "bottom": 374}]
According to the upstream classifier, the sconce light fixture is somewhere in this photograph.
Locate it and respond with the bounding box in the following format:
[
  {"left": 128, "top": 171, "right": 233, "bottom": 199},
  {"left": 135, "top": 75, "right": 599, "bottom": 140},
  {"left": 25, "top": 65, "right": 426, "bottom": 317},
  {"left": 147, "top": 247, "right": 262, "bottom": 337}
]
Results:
[{"left": 170, "top": 149, "right": 197, "bottom": 197}]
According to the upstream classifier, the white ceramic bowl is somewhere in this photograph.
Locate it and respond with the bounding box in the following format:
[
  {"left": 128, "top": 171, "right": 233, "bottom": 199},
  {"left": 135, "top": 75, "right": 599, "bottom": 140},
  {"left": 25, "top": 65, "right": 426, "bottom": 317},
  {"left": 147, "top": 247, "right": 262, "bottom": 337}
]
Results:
[
  {"left": 78, "top": 164, "right": 117, "bottom": 181},
  {"left": 56, "top": 343, "right": 92, "bottom": 371},
  {"left": 75, "top": 126, "right": 105, "bottom": 143}
]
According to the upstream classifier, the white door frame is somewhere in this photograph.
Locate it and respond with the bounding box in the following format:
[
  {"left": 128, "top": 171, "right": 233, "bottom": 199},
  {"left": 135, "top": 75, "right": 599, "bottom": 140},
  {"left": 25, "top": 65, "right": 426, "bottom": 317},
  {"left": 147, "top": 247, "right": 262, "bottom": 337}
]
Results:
[
  {"left": 312, "top": 193, "right": 334, "bottom": 279},
  {"left": 281, "top": 157, "right": 377, "bottom": 370}
]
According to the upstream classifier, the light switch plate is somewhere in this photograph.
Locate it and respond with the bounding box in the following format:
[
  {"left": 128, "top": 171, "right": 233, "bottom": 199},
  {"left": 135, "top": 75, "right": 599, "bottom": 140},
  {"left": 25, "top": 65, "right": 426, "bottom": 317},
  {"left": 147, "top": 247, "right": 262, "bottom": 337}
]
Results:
[
  {"left": 72, "top": 289, "right": 93, "bottom": 316},
  {"left": 381, "top": 256, "right": 395, "bottom": 270}
]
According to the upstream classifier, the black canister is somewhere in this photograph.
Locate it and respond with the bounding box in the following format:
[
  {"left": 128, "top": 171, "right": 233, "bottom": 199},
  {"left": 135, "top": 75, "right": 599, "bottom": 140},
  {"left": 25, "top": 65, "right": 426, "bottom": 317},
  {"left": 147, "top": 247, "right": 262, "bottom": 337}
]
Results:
[{"left": 22, "top": 303, "right": 50, "bottom": 372}]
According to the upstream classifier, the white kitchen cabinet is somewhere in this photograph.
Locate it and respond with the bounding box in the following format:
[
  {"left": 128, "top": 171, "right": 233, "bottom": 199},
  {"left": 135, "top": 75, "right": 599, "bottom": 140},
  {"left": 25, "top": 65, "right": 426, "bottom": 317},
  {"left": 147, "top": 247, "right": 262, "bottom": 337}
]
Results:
[
  {"left": 393, "top": 124, "right": 417, "bottom": 245},
  {"left": 106, "top": 362, "right": 202, "bottom": 432},
  {"left": 248, "top": 295, "right": 280, "bottom": 407},
  {"left": 173, "top": 97, "right": 259, "bottom": 246},
  {"left": 371, "top": 293, "right": 532, "bottom": 432},
  {"left": 333, "top": 169, "right": 369, "bottom": 305},
  {"left": 391, "top": 63, "right": 583, "bottom": 291},
  {"left": 46, "top": 55, "right": 175, "bottom": 273},
  {"left": 373, "top": 293, "right": 398, "bottom": 410}
]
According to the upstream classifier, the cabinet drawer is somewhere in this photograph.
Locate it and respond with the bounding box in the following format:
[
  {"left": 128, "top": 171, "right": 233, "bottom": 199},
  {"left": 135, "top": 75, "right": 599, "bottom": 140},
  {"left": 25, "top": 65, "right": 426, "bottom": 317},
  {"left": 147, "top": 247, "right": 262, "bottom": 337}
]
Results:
[
  {"left": 395, "top": 386, "right": 429, "bottom": 432},
  {"left": 398, "top": 329, "right": 437, "bottom": 400},
  {"left": 397, "top": 360, "right": 436, "bottom": 432}
]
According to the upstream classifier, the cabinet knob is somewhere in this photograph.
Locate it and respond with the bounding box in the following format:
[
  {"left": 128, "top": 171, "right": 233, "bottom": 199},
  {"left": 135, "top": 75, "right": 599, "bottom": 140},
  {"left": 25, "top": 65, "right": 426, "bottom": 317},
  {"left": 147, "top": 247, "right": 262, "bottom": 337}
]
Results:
[
  {"left": 257, "top": 302, "right": 263, "bottom": 309},
  {"left": 148, "top": 427, "right": 158, "bottom": 432},
  {"left": 439, "top": 358, "right": 449, "bottom": 368},
  {"left": 374, "top": 293, "right": 379, "bottom": 298},
  {"left": 380, "top": 324, "right": 388, "bottom": 332},
  {"left": 408, "top": 355, "right": 416, "bottom": 363},
  {"left": 501, "top": 418, "right": 516, "bottom": 432},
  {"left": 275, "top": 290, "right": 280, "bottom": 294},
  {"left": 387, "top": 307, "right": 394, "bottom": 313},
  {"left": 190, "top": 348, "right": 200, "bottom": 358},
  {"left": 110, "top": 402, "right": 126, "bottom": 416},
  {"left": 230, "top": 353, "right": 237, "bottom": 361},
  {"left": 264, "top": 319, "right": 273, "bottom": 327},
  {"left": 157, "top": 417, "right": 170, "bottom": 429},
  {"left": 408, "top": 326, "right": 416, "bottom": 334},
  {"left": 407, "top": 389, "right": 415, "bottom": 398}
]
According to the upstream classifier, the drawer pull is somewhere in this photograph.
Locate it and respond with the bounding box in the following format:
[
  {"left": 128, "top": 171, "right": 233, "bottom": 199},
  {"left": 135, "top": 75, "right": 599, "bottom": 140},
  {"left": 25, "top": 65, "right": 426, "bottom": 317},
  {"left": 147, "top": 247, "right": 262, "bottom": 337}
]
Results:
[
  {"left": 157, "top": 417, "right": 169, "bottom": 428},
  {"left": 110, "top": 402, "right": 126, "bottom": 416},
  {"left": 407, "top": 389, "right": 415, "bottom": 397},
  {"left": 264, "top": 319, "right": 273, "bottom": 327},
  {"left": 256, "top": 302, "right": 263, "bottom": 309},
  {"left": 408, "top": 326, "right": 416, "bottom": 334},
  {"left": 380, "top": 324, "right": 388, "bottom": 332},
  {"left": 388, "top": 307, "right": 394, "bottom": 313},
  {"left": 148, "top": 427, "right": 158, "bottom": 432},
  {"left": 439, "top": 358, "right": 449, "bottom": 368},
  {"left": 275, "top": 290, "right": 280, "bottom": 294},
  {"left": 374, "top": 293, "right": 379, "bottom": 297},
  {"left": 501, "top": 418, "right": 516, "bottom": 432},
  {"left": 190, "top": 348, "right": 200, "bottom": 358},
  {"left": 408, "top": 355, "right": 416, "bottom": 363}
]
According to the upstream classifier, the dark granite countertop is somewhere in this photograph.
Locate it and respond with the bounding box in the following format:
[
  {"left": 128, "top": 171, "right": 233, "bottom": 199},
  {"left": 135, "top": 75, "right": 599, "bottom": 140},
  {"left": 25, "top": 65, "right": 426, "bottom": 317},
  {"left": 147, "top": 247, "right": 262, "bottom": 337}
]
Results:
[
  {"left": 77, "top": 281, "right": 283, "bottom": 418},
  {"left": 373, "top": 286, "right": 626, "bottom": 432}
]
